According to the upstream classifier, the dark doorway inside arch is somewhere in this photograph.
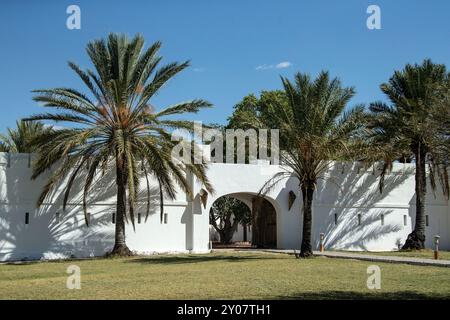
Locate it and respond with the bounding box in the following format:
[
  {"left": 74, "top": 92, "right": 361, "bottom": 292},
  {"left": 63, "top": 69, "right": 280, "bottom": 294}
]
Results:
[{"left": 252, "top": 197, "right": 277, "bottom": 248}]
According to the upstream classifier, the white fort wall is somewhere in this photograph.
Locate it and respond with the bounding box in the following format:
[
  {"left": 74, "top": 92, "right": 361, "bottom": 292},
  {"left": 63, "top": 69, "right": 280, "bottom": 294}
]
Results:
[
  {"left": 0, "top": 152, "right": 449, "bottom": 261},
  {"left": 0, "top": 153, "right": 209, "bottom": 261},
  {"left": 204, "top": 162, "right": 449, "bottom": 251}
]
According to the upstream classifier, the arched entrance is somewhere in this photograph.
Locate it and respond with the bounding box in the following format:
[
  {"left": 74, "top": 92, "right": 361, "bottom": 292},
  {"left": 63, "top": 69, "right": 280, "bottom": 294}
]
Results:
[{"left": 208, "top": 193, "right": 278, "bottom": 249}]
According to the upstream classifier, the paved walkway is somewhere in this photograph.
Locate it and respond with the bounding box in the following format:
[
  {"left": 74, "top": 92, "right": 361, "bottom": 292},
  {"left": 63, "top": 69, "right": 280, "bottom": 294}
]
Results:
[
  {"left": 312, "top": 250, "right": 450, "bottom": 268},
  {"left": 213, "top": 248, "right": 450, "bottom": 268}
]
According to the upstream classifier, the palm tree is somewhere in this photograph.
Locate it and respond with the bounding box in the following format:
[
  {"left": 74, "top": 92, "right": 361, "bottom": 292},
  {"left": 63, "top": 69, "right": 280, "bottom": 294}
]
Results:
[
  {"left": 0, "top": 120, "right": 50, "bottom": 153},
  {"left": 367, "top": 59, "right": 449, "bottom": 250},
  {"left": 259, "top": 71, "right": 366, "bottom": 257},
  {"left": 25, "top": 33, "right": 213, "bottom": 256}
]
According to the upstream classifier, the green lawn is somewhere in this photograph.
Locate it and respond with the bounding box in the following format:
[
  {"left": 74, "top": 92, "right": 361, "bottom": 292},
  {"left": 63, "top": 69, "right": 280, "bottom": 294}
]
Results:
[
  {"left": 335, "top": 249, "right": 450, "bottom": 261},
  {"left": 1, "top": 252, "right": 449, "bottom": 299}
]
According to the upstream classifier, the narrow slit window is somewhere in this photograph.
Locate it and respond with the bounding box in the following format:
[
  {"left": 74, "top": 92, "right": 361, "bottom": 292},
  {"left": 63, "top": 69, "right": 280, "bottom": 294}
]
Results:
[
  {"left": 164, "top": 213, "right": 168, "bottom": 224},
  {"left": 334, "top": 213, "right": 338, "bottom": 225},
  {"left": 137, "top": 213, "right": 141, "bottom": 224},
  {"left": 403, "top": 215, "right": 407, "bottom": 226},
  {"left": 425, "top": 215, "right": 429, "bottom": 227},
  {"left": 112, "top": 212, "right": 115, "bottom": 224},
  {"left": 381, "top": 214, "right": 385, "bottom": 226},
  {"left": 25, "top": 212, "right": 29, "bottom": 224},
  {"left": 357, "top": 214, "right": 362, "bottom": 226}
]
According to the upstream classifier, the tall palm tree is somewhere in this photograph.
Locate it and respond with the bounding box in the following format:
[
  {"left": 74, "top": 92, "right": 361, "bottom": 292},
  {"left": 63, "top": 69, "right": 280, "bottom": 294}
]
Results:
[
  {"left": 0, "top": 120, "right": 50, "bottom": 153},
  {"left": 367, "top": 59, "right": 449, "bottom": 250},
  {"left": 259, "top": 71, "right": 367, "bottom": 257},
  {"left": 25, "top": 33, "right": 213, "bottom": 256}
]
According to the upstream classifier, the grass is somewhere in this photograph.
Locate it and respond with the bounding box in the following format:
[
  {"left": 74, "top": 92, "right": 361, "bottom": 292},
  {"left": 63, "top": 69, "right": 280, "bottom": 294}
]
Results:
[
  {"left": 334, "top": 249, "right": 450, "bottom": 261},
  {"left": 1, "top": 252, "right": 449, "bottom": 300}
]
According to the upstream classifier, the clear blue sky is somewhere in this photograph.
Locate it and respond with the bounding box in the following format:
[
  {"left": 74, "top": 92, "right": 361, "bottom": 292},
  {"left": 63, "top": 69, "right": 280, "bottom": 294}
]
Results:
[{"left": 0, "top": 0, "right": 449, "bottom": 130}]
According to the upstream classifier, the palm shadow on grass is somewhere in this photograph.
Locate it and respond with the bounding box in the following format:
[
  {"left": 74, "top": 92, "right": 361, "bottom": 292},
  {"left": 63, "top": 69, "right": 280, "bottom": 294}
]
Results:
[
  {"left": 127, "top": 254, "right": 281, "bottom": 265},
  {"left": 277, "top": 291, "right": 449, "bottom": 300}
]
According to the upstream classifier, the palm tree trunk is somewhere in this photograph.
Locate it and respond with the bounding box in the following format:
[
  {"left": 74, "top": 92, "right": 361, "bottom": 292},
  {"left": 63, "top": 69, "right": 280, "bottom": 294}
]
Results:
[
  {"left": 111, "top": 155, "right": 132, "bottom": 256},
  {"left": 300, "top": 183, "right": 314, "bottom": 257},
  {"left": 403, "top": 144, "right": 427, "bottom": 250},
  {"left": 243, "top": 224, "right": 248, "bottom": 242}
]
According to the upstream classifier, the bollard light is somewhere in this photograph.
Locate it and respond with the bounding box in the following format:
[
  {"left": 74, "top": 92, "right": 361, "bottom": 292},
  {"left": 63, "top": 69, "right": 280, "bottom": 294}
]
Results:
[
  {"left": 434, "top": 235, "right": 440, "bottom": 260},
  {"left": 319, "top": 233, "right": 325, "bottom": 252}
]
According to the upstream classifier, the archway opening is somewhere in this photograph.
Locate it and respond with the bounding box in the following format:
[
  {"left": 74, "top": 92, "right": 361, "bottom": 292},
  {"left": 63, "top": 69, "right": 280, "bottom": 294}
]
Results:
[
  {"left": 209, "top": 195, "right": 251, "bottom": 247},
  {"left": 209, "top": 194, "right": 277, "bottom": 249}
]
